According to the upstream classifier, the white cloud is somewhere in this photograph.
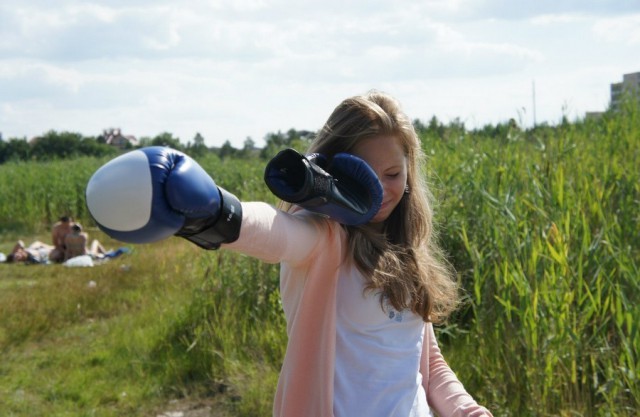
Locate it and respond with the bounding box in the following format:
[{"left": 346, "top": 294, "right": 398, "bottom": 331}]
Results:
[
  {"left": 530, "top": 13, "right": 587, "bottom": 25},
  {"left": 1, "top": 0, "right": 639, "bottom": 146},
  {"left": 464, "top": 0, "right": 640, "bottom": 19},
  {"left": 593, "top": 14, "right": 640, "bottom": 45},
  {"left": 0, "top": 61, "right": 84, "bottom": 99}
]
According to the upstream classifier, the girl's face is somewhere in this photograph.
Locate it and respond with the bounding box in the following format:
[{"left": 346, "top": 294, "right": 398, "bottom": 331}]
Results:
[{"left": 351, "top": 134, "right": 407, "bottom": 224}]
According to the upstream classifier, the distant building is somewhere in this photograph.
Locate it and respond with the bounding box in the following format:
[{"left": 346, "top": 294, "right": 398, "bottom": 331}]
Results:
[
  {"left": 585, "top": 71, "right": 639, "bottom": 118},
  {"left": 610, "top": 71, "right": 640, "bottom": 110},
  {"left": 585, "top": 111, "right": 604, "bottom": 120},
  {"left": 101, "top": 128, "right": 137, "bottom": 149}
]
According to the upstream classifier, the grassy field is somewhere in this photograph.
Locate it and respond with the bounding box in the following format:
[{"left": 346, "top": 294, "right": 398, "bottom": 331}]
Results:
[
  {"left": 0, "top": 235, "right": 196, "bottom": 415},
  {"left": 0, "top": 103, "right": 638, "bottom": 416}
]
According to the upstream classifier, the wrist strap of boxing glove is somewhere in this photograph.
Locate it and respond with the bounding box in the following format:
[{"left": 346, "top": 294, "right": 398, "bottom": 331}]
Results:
[{"left": 176, "top": 187, "right": 243, "bottom": 250}]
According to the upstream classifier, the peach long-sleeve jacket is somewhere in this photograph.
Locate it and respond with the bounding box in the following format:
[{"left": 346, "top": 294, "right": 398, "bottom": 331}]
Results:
[{"left": 226, "top": 203, "right": 493, "bottom": 417}]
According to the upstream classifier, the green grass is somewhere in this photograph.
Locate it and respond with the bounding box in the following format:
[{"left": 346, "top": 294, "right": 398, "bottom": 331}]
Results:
[
  {"left": 0, "top": 104, "right": 638, "bottom": 416},
  {"left": 0, "top": 234, "right": 286, "bottom": 416},
  {"left": 0, "top": 236, "right": 208, "bottom": 416}
]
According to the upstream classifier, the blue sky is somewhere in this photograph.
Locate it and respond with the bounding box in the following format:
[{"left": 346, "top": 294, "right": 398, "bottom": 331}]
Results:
[{"left": 1, "top": 0, "right": 639, "bottom": 147}]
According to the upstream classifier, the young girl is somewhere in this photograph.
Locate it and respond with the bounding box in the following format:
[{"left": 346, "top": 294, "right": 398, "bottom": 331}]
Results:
[
  {"left": 223, "top": 91, "right": 493, "bottom": 416},
  {"left": 86, "top": 91, "right": 493, "bottom": 417}
]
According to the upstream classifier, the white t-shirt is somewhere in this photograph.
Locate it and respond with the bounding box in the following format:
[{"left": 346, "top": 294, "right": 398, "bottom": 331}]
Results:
[{"left": 334, "top": 266, "right": 432, "bottom": 417}]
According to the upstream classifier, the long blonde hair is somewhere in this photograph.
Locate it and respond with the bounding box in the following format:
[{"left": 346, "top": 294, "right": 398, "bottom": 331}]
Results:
[{"left": 292, "top": 91, "right": 459, "bottom": 323}]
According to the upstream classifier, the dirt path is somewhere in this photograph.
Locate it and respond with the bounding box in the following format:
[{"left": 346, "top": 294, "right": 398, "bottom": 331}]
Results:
[{"left": 155, "top": 396, "right": 233, "bottom": 417}]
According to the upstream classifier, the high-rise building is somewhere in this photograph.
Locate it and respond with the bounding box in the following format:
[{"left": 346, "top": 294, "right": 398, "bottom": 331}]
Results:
[{"left": 610, "top": 72, "right": 640, "bottom": 110}]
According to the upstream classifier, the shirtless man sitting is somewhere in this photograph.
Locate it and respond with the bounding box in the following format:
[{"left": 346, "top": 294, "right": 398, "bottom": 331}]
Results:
[{"left": 50, "top": 216, "right": 74, "bottom": 263}]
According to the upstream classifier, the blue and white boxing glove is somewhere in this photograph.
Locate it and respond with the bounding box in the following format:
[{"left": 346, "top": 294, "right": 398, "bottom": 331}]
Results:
[
  {"left": 264, "top": 148, "right": 382, "bottom": 225},
  {"left": 85, "top": 146, "right": 242, "bottom": 249}
]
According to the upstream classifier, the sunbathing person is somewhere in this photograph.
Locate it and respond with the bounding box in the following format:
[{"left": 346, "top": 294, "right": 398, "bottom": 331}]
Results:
[{"left": 5, "top": 240, "right": 53, "bottom": 264}]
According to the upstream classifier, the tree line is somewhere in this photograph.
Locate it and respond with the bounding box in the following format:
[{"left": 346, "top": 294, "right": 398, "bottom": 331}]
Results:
[
  {"left": 0, "top": 115, "right": 581, "bottom": 165},
  {"left": 0, "top": 128, "right": 311, "bottom": 164}
]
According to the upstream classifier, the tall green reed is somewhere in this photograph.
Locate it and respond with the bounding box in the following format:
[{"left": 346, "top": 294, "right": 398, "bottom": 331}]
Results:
[
  {"left": 0, "top": 157, "right": 107, "bottom": 232},
  {"left": 1, "top": 118, "right": 636, "bottom": 415},
  {"left": 0, "top": 151, "right": 274, "bottom": 234},
  {"left": 428, "top": 106, "right": 638, "bottom": 416}
]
